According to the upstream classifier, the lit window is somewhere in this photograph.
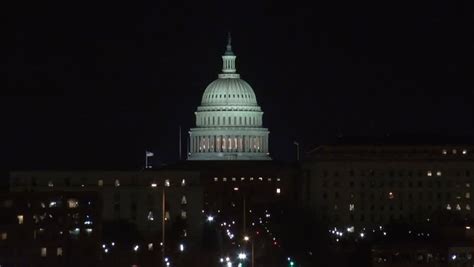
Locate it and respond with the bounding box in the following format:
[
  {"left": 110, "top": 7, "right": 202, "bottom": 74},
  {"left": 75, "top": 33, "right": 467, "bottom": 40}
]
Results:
[
  {"left": 181, "top": 179, "right": 186, "bottom": 186},
  {"left": 98, "top": 179, "right": 103, "bottom": 187},
  {"left": 181, "top": 195, "right": 187, "bottom": 205},
  {"left": 258, "top": 177, "right": 263, "bottom": 181},
  {"left": 241, "top": 177, "right": 245, "bottom": 181},
  {"left": 1, "top": 232, "right": 7, "bottom": 240},
  {"left": 388, "top": 192, "right": 394, "bottom": 199},
  {"left": 349, "top": 204, "right": 355, "bottom": 211},
  {"left": 447, "top": 204, "right": 452, "bottom": 210},
  {"left": 148, "top": 243, "right": 154, "bottom": 251},
  {"left": 277, "top": 178, "right": 281, "bottom": 182},
  {"left": 250, "top": 177, "right": 254, "bottom": 181},
  {"left": 147, "top": 211, "right": 154, "bottom": 221},
  {"left": 462, "top": 149, "right": 468, "bottom": 155},
  {"left": 232, "top": 177, "right": 236, "bottom": 182},
  {"left": 223, "top": 177, "right": 227, "bottom": 182},
  {"left": 436, "top": 171, "right": 442, "bottom": 177},
  {"left": 453, "top": 149, "right": 457, "bottom": 154},
  {"left": 268, "top": 178, "right": 272, "bottom": 182},
  {"left": 17, "top": 215, "right": 24, "bottom": 224},
  {"left": 114, "top": 179, "right": 120, "bottom": 187},
  {"left": 456, "top": 204, "right": 462, "bottom": 211},
  {"left": 41, "top": 247, "right": 47, "bottom": 257},
  {"left": 442, "top": 149, "right": 447, "bottom": 155},
  {"left": 151, "top": 182, "right": 157, "bottom": 187},
  {"left": 67, "top": 199, "right": 79, "bottom": 208},
  {"left": 214, "top": 177, "right": 218, "bottom": 182},
  {"left": 427, "top": 171, "right": 432, "bottom": 177},
  {"left": 466, "top": 193, "right": 471, "bottom": 199},
  {"left": 467, "top": 204, "right": 471, "bottom": 210},
  {"left": 181, "top": 210, "right": 187, "bottom": 219},
  {"left": 85, "top": 228, "right": 93, "bottom": 234},
  {"left": 48, "top": 181, "right": 54, "bottom": 187},
  {"left": 165, "top": 180, "right": 170, "bottom": 187},
  {"left": 234, "top": 187, "right": 239, "bottom": 191},
  {"left": 57, "top": 247, "right": 63, "bottom": 256},
  {"left": 276, "top": 188, "right": 281, "bottom": 194}
]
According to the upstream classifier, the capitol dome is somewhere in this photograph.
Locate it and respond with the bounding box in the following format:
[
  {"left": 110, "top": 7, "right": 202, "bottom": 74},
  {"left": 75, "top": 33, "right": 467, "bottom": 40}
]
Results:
[
  {"left": 201, "top": 78, "right": 258, "bottom": 107},
  {"left": 188, "top": 34, "right": 271, "bottom": 161}
]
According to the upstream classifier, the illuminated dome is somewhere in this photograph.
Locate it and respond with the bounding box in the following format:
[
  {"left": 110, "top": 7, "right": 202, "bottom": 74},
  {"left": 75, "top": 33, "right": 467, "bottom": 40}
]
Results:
[
  {"left": 201, "top": 78, "right": 258, "bottom": 107},
  {"left": 188, "top": 34, "right": 271, "bottom": 161}
]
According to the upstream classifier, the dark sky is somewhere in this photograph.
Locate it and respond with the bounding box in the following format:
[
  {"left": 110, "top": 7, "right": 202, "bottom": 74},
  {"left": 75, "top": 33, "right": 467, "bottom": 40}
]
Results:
[{"left": 3, "top": 0, "right": 474, "bottom": 170}]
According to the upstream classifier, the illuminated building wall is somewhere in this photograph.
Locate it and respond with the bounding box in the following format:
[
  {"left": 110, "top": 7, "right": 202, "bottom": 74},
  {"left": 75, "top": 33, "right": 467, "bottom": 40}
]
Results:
[
  {"left": 0, "top": 191, "right": 101, "bottom": 266},
  {"left": 302, "top": 145, "right": 474, "bottom": 229}
]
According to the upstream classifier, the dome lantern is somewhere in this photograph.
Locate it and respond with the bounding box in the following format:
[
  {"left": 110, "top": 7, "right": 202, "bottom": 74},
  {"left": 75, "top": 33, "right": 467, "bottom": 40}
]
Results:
[{"left": 221, "top": 32, "right": 238, "bottom": 75}]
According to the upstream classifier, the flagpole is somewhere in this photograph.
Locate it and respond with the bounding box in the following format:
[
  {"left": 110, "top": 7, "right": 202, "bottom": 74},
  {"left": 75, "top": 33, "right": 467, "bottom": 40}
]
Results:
[
  {"left": 179, "top": 125, "right": 182, "bottom": 161},
  {"left": 145, "top": 152, "right": 148, "bottom": 169},
  {"left": 162, "top": 187, "right": 166, "bottom": 265}
]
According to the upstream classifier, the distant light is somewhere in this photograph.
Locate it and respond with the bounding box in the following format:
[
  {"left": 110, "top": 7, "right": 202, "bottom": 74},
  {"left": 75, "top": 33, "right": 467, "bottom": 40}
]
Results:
[
  {"left": 225, "top": 257, "right": 230, "bottom": 262},
  {"left": 207, "top": 215, "right": 214, "bottom": 222},
  {"left": 452, "top": 255, "right": 457, "bottom": 260},
  {"left": 383, "top": 232, "right": 387, "bottom": 236},
  {"left": 360, "top": 233, "right": 365, "bottom": 238},
  {"left": 234, "top": 187, "right": 239, "bottom": 191},
  {"left": 238, "top": 253, "right": 247, "bottom": 259},
  {"left": 104, "top": 248, "right": 109, "bottom": 253},
  {"left": 227, "top": 262, "right": 232, "bottom": 267},
  {"left": 276, "top": 188, "right": 281, "bottom": 194},
  {"left": 111, "top": 242, "right": 115, "bottom": 246},
  {"left": 220, "top": 258, "right": 224, "bottom": 263},
  {"left": 466, "top": 226, "right": 471, "bottom": 230},
  {"left": 133, "top": 245, "right": 139, "bottom": 252},
  {"left": 151, "top": 183, "right": 157, "bottom": 187},
  {"left": 179, "top": 243, "right": 184, "bottom": 252},
  {"left": 244, "top": 236, "right": 250, "bottom": 241}
]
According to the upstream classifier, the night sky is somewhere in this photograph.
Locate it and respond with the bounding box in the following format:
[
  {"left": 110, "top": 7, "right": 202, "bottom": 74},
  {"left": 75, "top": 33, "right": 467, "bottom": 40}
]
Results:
[{"left": 3, "top": 0, "right": 474, "bottom": 170}]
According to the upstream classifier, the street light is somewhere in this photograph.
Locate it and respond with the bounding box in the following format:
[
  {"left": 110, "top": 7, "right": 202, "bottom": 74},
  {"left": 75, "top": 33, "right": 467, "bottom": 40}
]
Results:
[
  {"left": 288, "top": 257, "right": 295, "bottom": 266},
  {"left": 243, "top": 236, "right": 254, "bottom": 267},
  {"left": 293, "top": 141, "right": 299, "bottom": 161}
]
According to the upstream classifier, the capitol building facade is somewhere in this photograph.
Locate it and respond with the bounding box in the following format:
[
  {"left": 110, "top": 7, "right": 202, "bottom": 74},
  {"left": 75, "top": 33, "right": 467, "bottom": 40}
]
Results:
[{"left": 188, "top": 35, "right": 271, "bottom": 160}]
